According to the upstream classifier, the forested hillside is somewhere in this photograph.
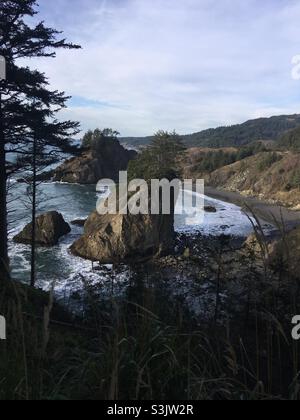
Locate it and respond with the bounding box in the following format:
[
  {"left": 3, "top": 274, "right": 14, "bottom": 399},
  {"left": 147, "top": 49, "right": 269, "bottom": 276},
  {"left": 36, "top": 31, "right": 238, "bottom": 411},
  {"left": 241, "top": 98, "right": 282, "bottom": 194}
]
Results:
[{"left": 121, "top": 114, "right": 300, "bottom": 148}]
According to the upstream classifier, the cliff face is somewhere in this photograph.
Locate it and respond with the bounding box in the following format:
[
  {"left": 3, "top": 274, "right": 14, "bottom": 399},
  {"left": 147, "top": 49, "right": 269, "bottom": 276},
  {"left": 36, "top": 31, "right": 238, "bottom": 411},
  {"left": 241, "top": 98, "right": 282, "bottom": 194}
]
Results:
[
  {"left": 207, "top": 152, "right": 300, "bottom": 208},
  {"left": 180, "top": 147, "right": 300, "bottom": 209},
  {"left": 53, "top": 139, "right": 137, "bottom": 184}
]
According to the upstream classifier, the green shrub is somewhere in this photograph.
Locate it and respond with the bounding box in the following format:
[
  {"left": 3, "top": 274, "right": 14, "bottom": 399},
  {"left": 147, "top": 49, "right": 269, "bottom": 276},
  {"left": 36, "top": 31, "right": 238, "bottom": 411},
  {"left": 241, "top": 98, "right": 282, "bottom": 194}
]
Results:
[
  {"left": 191, "top": 142, "right": 267, "bottom": 175},
  {"left": 289, "top": 170, "right": 300, "bottom": 190},
  {"left": 258, "top": 152, "right": 282, "bottom": 171},
  {"left": 278, "top": 126, "right": 300, "bottom": 151}
]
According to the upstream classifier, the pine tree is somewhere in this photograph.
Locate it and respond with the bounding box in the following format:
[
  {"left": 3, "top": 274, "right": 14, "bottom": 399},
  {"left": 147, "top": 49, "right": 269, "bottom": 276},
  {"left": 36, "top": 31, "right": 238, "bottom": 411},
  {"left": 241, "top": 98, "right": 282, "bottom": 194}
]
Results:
[
  {"left": 82, "top": 128, "right": 120, "bottom": 149},
  {"left": 16, "top": 102, "right": 79, "bottom": 287},
  {"left": 150, "top": 131, "right": 186, "bottom": 177},
  {"left": 128, "top": 131, "right": 186, "bottom": 181},
  {"left": 0, "top": 0, "right": 81, "bottom": 281}
]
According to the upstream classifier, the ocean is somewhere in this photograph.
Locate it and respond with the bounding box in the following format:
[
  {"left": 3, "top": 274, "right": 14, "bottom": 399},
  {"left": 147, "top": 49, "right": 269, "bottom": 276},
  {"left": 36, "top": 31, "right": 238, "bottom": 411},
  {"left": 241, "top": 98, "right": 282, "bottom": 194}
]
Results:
[{"left": 7, "top": 180, "right": 258, "bottom": 293}]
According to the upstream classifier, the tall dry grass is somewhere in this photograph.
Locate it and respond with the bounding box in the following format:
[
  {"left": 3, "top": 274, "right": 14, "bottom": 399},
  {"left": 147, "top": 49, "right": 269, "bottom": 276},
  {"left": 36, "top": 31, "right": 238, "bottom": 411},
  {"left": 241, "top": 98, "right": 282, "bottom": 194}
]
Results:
[{"left": 0, "top": 212, "right": 300, "bottom": 400}]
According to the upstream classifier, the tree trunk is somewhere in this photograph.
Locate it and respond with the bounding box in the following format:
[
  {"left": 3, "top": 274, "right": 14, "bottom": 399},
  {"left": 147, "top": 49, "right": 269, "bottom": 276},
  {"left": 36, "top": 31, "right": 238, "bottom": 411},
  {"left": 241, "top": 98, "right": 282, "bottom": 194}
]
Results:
[
  {"left": 0, "top": 92, "right": 9, "bottom": 282},
  {"left": 30, "top": 133, "right": 37, "bottom": 288}
]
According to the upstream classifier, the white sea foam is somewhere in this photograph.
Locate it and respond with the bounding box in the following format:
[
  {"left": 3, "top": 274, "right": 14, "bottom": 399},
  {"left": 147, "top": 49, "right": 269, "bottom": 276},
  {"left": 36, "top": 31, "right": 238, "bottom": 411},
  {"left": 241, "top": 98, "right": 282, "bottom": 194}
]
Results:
[
  {"left": 8, "top": 181, "right": 271, "bottom": 313},
  {"left": 175, "top": 191, "right": 259, "bottom": 237}
]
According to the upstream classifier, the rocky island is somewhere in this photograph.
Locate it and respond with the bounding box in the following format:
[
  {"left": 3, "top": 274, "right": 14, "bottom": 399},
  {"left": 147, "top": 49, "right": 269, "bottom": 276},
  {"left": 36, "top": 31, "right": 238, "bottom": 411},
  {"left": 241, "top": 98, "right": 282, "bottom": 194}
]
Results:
[
  {"left": 14, "top": 211, "right": 71, "bottom": 246},
  {"left": 70, "top": 207, "right": 175, "bottom": 263},
  {"left": 53, "top": 130, "right": 137, "bottom": 184}
]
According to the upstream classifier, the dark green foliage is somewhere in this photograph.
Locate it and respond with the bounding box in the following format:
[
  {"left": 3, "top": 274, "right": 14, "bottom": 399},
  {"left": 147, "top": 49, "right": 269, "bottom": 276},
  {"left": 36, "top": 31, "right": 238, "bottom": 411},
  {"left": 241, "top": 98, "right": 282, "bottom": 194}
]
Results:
[
  {"left": 236, "top": 141, "right": 268, "bottom": 160},
  {"left": 128, "top": 130, "right": 186, "bottom": 181},
  {"left": 288, "top": 170, "right": 300, "bottom": 190},
  {"left": 194, "top": 142, "right": 267, "bottom": 174},
  {"left": 0, "top": 0, "right": 80, "bottom": 281},
  {"left": 278, "top": 126, "right": 300, "bottom": 151},
  {"left": 82, "top": 128, "right": 120, "bottom": 149},
  {"left": 121, "top": 114, "right": 300, "bottom": 148},
  {"left": 195, "top": 150, "right": 237, "bottom": 173},
  {"left": 258, "top": 152, "right": 283, "bottom": 172}
]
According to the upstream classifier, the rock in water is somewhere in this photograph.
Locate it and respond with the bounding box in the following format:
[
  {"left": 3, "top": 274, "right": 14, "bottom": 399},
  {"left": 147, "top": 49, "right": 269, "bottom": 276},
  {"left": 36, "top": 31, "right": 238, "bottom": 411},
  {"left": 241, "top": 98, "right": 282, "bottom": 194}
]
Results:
[
  {"left": 53, "top": 139, "right": 137, "bottom": 184},
  {"left": 70, "top": 210, "right": 175, "bottom": 263},
  {"left": 14, "top": 212, "right": 71, "bottom": 246},
  {"left": 204, "top": 205, "right": 217, "bottom": 213},
  {"left": 71, "top": 219, "right": 87, "bottom": 227}
]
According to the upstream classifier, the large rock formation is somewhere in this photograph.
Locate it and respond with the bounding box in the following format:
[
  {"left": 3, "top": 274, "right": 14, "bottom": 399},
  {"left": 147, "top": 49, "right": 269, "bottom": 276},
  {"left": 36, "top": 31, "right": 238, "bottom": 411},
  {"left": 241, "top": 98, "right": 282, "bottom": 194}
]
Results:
[
  {"left": 14, "top": 212, "right": 71, "bottom": 246},
  {"left": 70, "top": 210, "right": 175, "bottom": 263},
  {"left": 53, "top": 139, "right": 137, "bottom": 184}
]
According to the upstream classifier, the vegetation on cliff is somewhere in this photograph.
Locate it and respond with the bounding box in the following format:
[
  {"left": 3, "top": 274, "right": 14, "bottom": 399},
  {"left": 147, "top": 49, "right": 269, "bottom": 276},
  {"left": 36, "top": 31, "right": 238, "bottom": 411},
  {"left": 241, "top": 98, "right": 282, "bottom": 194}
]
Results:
[
  {"left": 182, "top": 142, "right": 268, "bottom": 176},
  {"left": 279, "top": 126, "right": 300, "bottom": 151},
  {"left": 53, "top": 129, "right": 137, "bottom": 184},
  {"left": 81, "top": 128, "right": 120, "bottom": 150},
  {"left": 204, "top": 152, "right": 300, "bottom": 208}
]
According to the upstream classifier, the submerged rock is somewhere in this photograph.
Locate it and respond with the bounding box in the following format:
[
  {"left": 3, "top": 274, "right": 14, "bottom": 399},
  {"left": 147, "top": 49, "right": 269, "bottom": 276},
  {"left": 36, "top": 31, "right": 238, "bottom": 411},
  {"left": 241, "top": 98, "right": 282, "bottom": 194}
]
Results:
[
  {"left": 70, "top": 210, "right": 175, "bottom": 263},
  {"left": 71, "top": 219, "right": 87, "bottom": 227},
  {"left": 14, "top": 211, "right": 71, "bottom": 246},
  {"left": 204, "top": 205, "right": 217, "bottom": 213},
  {"left": 53, "top": 139, "right": 137, "bottom": 184}
]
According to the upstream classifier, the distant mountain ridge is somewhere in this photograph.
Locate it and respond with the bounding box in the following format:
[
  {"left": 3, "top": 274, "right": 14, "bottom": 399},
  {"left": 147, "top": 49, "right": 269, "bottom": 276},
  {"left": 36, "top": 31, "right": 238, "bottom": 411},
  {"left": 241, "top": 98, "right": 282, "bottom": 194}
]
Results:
[{"left": 120, "top": 114, "right": 300, "bottom": 149}]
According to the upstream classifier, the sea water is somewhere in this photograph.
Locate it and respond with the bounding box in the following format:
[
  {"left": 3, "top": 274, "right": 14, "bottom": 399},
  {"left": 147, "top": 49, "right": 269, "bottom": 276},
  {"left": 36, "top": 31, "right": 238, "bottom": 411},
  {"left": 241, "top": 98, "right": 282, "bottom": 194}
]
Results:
[{"left": 7, "top": 180, "right": 262, "bottom": 310}]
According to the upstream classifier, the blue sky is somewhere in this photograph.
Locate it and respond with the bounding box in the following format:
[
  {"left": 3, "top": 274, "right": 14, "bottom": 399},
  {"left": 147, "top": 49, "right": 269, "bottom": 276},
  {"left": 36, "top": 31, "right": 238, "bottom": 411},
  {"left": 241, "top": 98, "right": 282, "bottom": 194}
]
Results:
[{"left": 23, "top": 0, "right": 300, "bottom": 136}]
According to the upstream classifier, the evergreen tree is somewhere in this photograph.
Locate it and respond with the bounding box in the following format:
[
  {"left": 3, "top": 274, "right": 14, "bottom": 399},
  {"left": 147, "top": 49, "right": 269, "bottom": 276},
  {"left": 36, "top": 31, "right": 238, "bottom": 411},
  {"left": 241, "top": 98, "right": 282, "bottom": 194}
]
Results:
[
  {"left": 128, "top": 131, "right": 186, "bottom": 181},
  {"left": 0, "top": 0, "right": 80, "bottom": 281},
  {"left": 82, "top": 128, "right": 120, "bottom": 149},
  {"left": 16, "top": 102, "right": 79, "bottom": 287}
]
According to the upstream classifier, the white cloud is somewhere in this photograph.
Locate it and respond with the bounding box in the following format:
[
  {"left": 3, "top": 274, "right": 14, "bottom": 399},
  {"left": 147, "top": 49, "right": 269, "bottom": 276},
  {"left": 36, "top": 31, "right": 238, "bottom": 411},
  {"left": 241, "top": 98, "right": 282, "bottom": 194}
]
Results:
[{"left": 22, "top": 0, "right": 300, "bottom": 136}]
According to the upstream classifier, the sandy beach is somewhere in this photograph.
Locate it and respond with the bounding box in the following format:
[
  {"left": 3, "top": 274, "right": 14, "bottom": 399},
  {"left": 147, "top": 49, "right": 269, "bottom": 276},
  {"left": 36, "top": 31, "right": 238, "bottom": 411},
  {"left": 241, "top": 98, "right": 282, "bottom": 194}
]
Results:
[{"left": 205, "top": 186, "right": 300, "bottom": 231}]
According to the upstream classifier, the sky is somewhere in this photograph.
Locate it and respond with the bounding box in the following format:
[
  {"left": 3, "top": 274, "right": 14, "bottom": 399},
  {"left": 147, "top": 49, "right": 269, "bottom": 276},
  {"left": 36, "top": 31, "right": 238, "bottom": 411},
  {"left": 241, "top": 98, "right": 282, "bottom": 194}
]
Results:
[{"left": 22, "top": 0, "right": 300, "bottom": 137}]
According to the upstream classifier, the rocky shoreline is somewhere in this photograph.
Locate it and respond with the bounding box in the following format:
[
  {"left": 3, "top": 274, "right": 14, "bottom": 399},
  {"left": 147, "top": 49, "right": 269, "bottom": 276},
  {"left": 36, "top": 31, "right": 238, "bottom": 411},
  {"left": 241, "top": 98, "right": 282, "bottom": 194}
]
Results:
[{"left": 205, "top": 186, "right": 300, "bottom": 232}]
